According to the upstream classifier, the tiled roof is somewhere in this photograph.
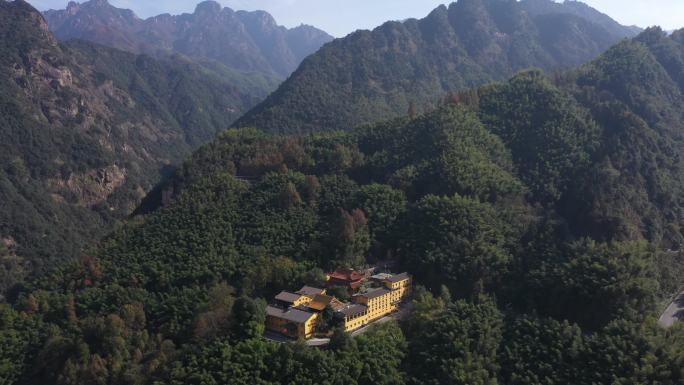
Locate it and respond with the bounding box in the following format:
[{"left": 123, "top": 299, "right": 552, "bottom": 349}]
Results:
[
  {"left": 328, "top": 268, "right": 364, "bottom": 282},
  {"left": 358, "top": 288, "right": 390, "bottom": 299},
  {"left": 267, "top": 305, "right": 284, "bottom": 317},
  {"left": 296, "top": 286, "right": 325, "bottom": 297},
  {"left": 266, "top": 305, "right": 315, "bottom": 324},
  {"left": 386, "top": 272, "right": 410, "bottom": 283},
  {"left": 275, "top": 291, "right": 303, "bottom": 303},
  {"left": 338, "top": 304, "right": 368, "bottom": 317},
  {"left": 330, "top": 297, "right": 346, "bottom": 311},
  {"left": 307, "top": 294, "right": 333, "bottom": 311}
]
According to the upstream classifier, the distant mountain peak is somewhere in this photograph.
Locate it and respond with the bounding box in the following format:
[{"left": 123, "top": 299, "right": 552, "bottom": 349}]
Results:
[
  {"left": 237, "top": 9, "right": 279, "bottom": 30},
  {"left": 424, "top": 3, "right": 449, "bottom": 21},
  {"left": 74, "top": 0, "right": 119, "bottom": 12},
  {"left": 66, "top": 1, "right": 79, "bottom": 13},
  {"left": 194, "top": 0, "right": 223, "bottom": 15},
  {"left": 43, "top": 0, "right": 333, "bottom": 77}
]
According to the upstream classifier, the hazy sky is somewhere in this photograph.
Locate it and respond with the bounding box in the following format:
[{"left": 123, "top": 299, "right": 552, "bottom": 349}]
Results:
[{"left": 28, "top": 0, "right": 684, "bottom": 37}]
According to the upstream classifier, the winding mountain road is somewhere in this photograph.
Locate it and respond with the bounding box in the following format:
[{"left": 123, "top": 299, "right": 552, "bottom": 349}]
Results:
[{"left": 659, "top": 289, "right": 684, "bottom": 328}]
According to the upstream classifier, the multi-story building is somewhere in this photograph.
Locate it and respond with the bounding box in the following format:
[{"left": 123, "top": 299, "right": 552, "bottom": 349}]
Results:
[
  {"left": 340, "top": 272, "right": 411, "bottom": 332},
  {"left": 265, "top": 272, "right": 411, "bottom": 339},
  {"left": 384, "top": 272, "right": 410, "bottom": 304},
  {"left": 266, "top": 306, "right": 318, "bottom": 338},
  {"left": 265, "top": 286, "right": 342, "bottom": 339}
]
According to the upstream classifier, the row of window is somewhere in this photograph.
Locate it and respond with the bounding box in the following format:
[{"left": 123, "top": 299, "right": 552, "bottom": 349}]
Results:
[
  {"left": 345, "top": 307, "right": 395, "bottom": 330},
  {"left": 346, "top": 320, "right": 367, "bottom": 330},
  {"left": 346, "top": 310, "right": 369, "bottom": 321}
]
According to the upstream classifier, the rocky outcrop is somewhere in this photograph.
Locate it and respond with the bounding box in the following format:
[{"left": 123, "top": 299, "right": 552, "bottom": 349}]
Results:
[
  {"left": 49, "top": 165, "right": 127, "bottom": 207},
  {"left": 1, "top": 236, "right": 17, "bottom": 252}
]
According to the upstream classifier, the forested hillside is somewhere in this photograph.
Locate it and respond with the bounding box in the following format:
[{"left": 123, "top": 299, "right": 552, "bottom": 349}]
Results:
[
  {"left": 236, "top": 0, "right": 639, "bottom": 133},
  {"left": 2, "top": 24, "right": 684, "bottom": 384},
  {"left": 43, "top": 0, "right": 334, "bottom": 78},
  {"left": 0, "top": 0, "right": 278, "bottom": 293}
]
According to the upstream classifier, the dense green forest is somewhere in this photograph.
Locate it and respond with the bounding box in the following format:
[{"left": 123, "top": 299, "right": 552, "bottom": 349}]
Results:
[
  {"left": 0, "top": 0, "right": 279, "bottom": 293},
  {"left": 235, "top": 0, "right": 639, "bottom": 133},
  {"left": 3, "top": 22, "right": 684, "bottom": 383}
]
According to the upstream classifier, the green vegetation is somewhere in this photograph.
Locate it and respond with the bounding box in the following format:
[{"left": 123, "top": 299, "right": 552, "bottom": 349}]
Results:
[
  {"left": 405, "top": 298, "right": 503, "bottom": 385},
  {"left": 3, "top": 2, "right": 684, "bottom": 385},
  {"left": 235, "top": 0, "right": 637, "bottom": 133},
  {"left": 0, "top": 0, "right": 278, "bottom": 292},
  {"left": 399, "top": 195, "right": 515, "bottom": 297}
]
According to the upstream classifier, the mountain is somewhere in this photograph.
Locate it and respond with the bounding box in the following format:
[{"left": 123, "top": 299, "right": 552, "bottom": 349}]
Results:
[
  {"left": 5, "top": 24, "right": 684, "bottom": 384},
  {"left": 235, "top": 0, "right": 640, "bottom": 133},
  {"left": 43, "top": 0, "right": 334, "bottom": 78},
  {"left": 0, "top": 0, "right": 280, "bottom": 291},
  {"left": 142, "top": 28, "right": 684, "bottom": 263},
  {"left": 519, "top": 0, "right": 642, "bottom": 37}
]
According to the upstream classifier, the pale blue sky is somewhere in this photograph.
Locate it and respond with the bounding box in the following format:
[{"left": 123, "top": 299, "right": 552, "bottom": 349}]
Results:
[{"left": 29, "top": 0, "right": 684, "bottom": 37}]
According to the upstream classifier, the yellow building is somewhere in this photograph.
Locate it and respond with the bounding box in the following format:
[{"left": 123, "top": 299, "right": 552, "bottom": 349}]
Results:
[
  {"left": 340, "top": 272, "right": 411, "bottom": 332},
  {"left": 274, "top": 291, "right": 311, "bottom": 307},
  {"left": 266, "top": 305, "right": 319, "bottom": 339},
  {"left": 265, "top": 273, "right": 411, "bottom": 338},
  {"left": 266, "top": 286, "right": 336, "bottom": 339},
  {"left": 354, "top": 288, "right": 393, "bottom": 320},
  {"left": 339, "top": 304, "right": 369, "bottom": 331},
  {"left": 382, "top": 272, "right": 411, "bottom": 305}
]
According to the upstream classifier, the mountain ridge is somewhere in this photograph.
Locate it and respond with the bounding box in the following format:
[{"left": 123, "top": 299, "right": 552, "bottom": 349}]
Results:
[
  {"left": 43, "top": 0, "right": 334, "bottom": 78},
  {"left": 235, "top": 0, "right": 641, "bottom": 133}
]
